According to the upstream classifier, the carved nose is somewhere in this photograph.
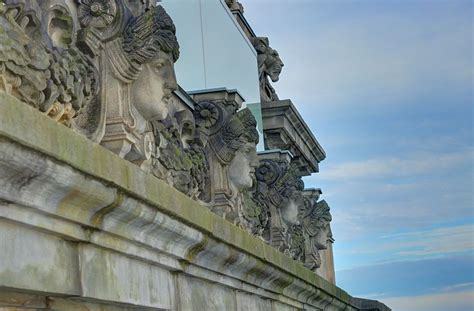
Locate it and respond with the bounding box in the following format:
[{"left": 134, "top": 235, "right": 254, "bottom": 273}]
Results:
[
  {"left": 168, "top": 69, "right": 178, "bottom": 91},
  {"left": 250, "top": 151, "right": 259, "bottom": 167}
]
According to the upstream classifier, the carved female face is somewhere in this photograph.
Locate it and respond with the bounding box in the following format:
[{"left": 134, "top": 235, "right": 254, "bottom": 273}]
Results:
[
  {"left": 281, "top": 191, "right": 304, "bottom": 226},
  {"left": 131, "top": 51, "right": 177, "bottom": 122},
  {"left": 314, "top": 224, "right": 331, "bottom": 250},
  {"left": 228, "top": 142, "right": 259, "bottom": 191}
]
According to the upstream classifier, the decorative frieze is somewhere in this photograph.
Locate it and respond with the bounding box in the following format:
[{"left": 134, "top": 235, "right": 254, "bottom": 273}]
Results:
[{"left": 0, "top": 0, "right": 334, "bottom": 281}]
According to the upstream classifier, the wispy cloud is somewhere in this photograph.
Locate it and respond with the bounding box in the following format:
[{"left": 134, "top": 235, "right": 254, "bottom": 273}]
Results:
[
  {"left": 382, "top": 225, "right": 474, "bottom": 257},
  {"left": 439, "top": 282, "right": 474, "bottom": 293},
  {"left": 316, "top": 149, "right": 473, "bottom": 181},
  {"left": 336, "top": 255, "right": 474, "bottom": 298},
  {"left": 383, "top": 289, "right": 474, "bottom": 311}
]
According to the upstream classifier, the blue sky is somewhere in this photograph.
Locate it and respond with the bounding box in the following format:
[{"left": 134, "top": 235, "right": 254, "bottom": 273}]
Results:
[{"left": 243, "top": 0, "right": 473, "bottom": 310}]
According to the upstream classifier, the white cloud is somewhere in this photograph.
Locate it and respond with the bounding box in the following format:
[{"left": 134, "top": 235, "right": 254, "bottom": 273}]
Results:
[
  {"left": 315, "top": 149, "right": 473, "bottom": 181},
  {"left": 383, "top": 289, "right": 474, "bottom": 311},
  {"left": 440, "top": 282, "right": 474, "bottom": 293},
  {"left": 382, "top": 225, "right": 474, "bottom": 257}
]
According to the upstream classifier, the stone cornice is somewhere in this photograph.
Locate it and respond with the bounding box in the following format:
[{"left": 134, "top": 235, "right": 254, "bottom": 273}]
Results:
[
  {"left": 262, "top": 100, "right": 326, "bottom": 176},
  {"left": 0, "top": 93, "right": 357, "bottom": 310}
]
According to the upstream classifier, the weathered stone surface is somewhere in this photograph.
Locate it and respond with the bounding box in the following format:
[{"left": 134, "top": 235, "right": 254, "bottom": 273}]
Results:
[
  {"left": 272, "top": 301, "right": 300, "bottom": 311},
  {"left": 0, "top": 291, "right": 47, "bottom": 309},
  {"left": 236, "top": 291, "right": 272, "bottom": 310},
  {"left": 79, "top": 244, "right": 174, "bottom": 309},
  {"left": 0, "top": 94, "right": 360, "bottom": 310},
  {"left": 0, "top": 220, "right": 80, "bottom": 296},
  {"left": 178, "top": 275, "right": 238, "bottom": 311},
  {"left": 0, "top": 0, "right": 213, "bottom": 200},
  {"left": 225, "top": 0, "right": 244, "bottom": 13},
  {"left": 0, "top": 1, "right": 102, "bottom": 140},
  {"left": 245, "top": 151, "right": 306, "bottom": 258},
  {"left": 317, "top": 242, "right": 336, "bottom": 285}
]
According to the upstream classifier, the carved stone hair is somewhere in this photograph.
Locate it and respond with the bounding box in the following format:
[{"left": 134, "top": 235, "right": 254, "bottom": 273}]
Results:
[
  {"left": 301, "top": 200, "right": 332, "bottom": 236},
  {"left": 255, "top": 160, "right": 304, "bottom": 208},
  {"left": 251, "top": 37, "right": 269, "bottom": 54},
  {"left": 122, "top": 5, "right": 180, "bottom": 65},
  {"left": 313, "top": 200, "right": 332, "bottom": 227},
  {"left": 209, "top": 108, "right": 259, "bottom": 164}
]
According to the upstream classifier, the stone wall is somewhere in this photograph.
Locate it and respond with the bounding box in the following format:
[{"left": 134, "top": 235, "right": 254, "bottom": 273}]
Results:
[{"left": 0, "top": 94, "right": 358, "bottom": 310}]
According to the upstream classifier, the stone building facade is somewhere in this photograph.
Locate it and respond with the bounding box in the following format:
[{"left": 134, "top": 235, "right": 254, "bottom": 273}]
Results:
[{"left": 0, "top": 0, "right": 389, "bottom": 310}]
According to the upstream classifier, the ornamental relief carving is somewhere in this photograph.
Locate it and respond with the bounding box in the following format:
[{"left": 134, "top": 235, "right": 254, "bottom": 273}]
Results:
[
  {"left": 0, "top": 0, "right": 102, "bottom": 140},
  {"left": 0, "top": 0, "right": 332, "bottom": 272},
  {"left": 251, "top": 36, "right": 284, "bottom": 102}
]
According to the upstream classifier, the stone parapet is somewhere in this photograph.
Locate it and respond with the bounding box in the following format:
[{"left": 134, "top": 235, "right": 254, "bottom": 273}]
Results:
[{"left": 0, "top": 93, "right": 358, "bottom": 310}]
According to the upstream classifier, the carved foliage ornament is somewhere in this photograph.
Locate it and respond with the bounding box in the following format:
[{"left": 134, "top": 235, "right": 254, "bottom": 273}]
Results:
[
  {"left": 0, "top": 1, "right": 100, "bottom": 138},
  {"left": 78, "top": 0, "right": 117, "bottom": 29}
]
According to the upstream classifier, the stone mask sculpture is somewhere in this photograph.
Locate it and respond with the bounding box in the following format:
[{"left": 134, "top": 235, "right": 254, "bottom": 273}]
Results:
[
  {"left": 196, "top": 101, "right": 260, "bottom": 225},
  {"left": 300, "top": 199, "right": 333, "bottom": 271},
  {"left": 99, "top": 4, "right": 180, "bottom": 167},
  {"left": 251, "top": 37, "right": 284, "bottom": 102},
  {"left": 249, "top": 159, "right": 305, "bottom": 255}
]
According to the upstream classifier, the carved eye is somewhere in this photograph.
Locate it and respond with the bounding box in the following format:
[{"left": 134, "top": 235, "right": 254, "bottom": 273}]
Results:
[{"left": 154, "top": 63, "right": 164, "bottom": 72}]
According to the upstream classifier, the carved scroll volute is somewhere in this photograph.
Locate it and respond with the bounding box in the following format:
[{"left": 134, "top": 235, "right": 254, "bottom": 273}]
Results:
[{"left": 194, "top": 101, "right": 231, "bottom": 208}]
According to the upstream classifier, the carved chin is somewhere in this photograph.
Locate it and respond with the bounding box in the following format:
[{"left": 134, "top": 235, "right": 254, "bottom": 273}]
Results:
[
  {"left": 232, "top": 176, "right": 253, "bottom": 191},
  {"left": 269, "top": 72, "right": 280, "bottom": 82}
]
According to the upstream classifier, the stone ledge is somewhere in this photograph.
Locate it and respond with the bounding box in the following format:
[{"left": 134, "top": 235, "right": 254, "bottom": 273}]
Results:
[
  {"left": 0, "top": 93, "right": 356, "bottom": 309},
  {"left": 262, "top": 99, "right": 326, "bottom": 176}
]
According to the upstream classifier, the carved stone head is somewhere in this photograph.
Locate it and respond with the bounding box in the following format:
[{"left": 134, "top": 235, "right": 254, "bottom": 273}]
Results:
[
  {"left": 99, "top": 4, "right": 180, "bottom": 163},
  {"left": 251, "top": 37, "right": 284, "bottom": 83},
  {"left": 256, "top": 160, "right": 304, "bottom": 225},
  {"left": 307, "top": 200, "right": 332, "bottom": 249},
  {"left": 252, "top": 159, "right": 305, "bottom": 253},
  {"left": 251, "top": 37, "right": 284, "bottom": 102},
  {"left": 196, "top": 100, "right": 260, "bottom": 221},
  {"left": 121, "top": 5, "right": 180, "bottom": 121},
  {"left": 211, "top": 108, "right": 260, "bottom": 191}
]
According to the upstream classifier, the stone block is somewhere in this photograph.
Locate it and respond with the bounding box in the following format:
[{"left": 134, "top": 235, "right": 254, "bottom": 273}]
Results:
[
  {"left": 177, "top": 275, "right": 237, "bottom": 311},
  {"left": 0, "top": 220, "right": 80, "bottom": 295},
  {"left": 272, "top": 301, "right": 300, "bottom": 311},
  {"left": 236, "top": 291, "right": 272, "bottom": 310},
  {"left": 79, "top": 245, "right": 174, "bottom": 310}
]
